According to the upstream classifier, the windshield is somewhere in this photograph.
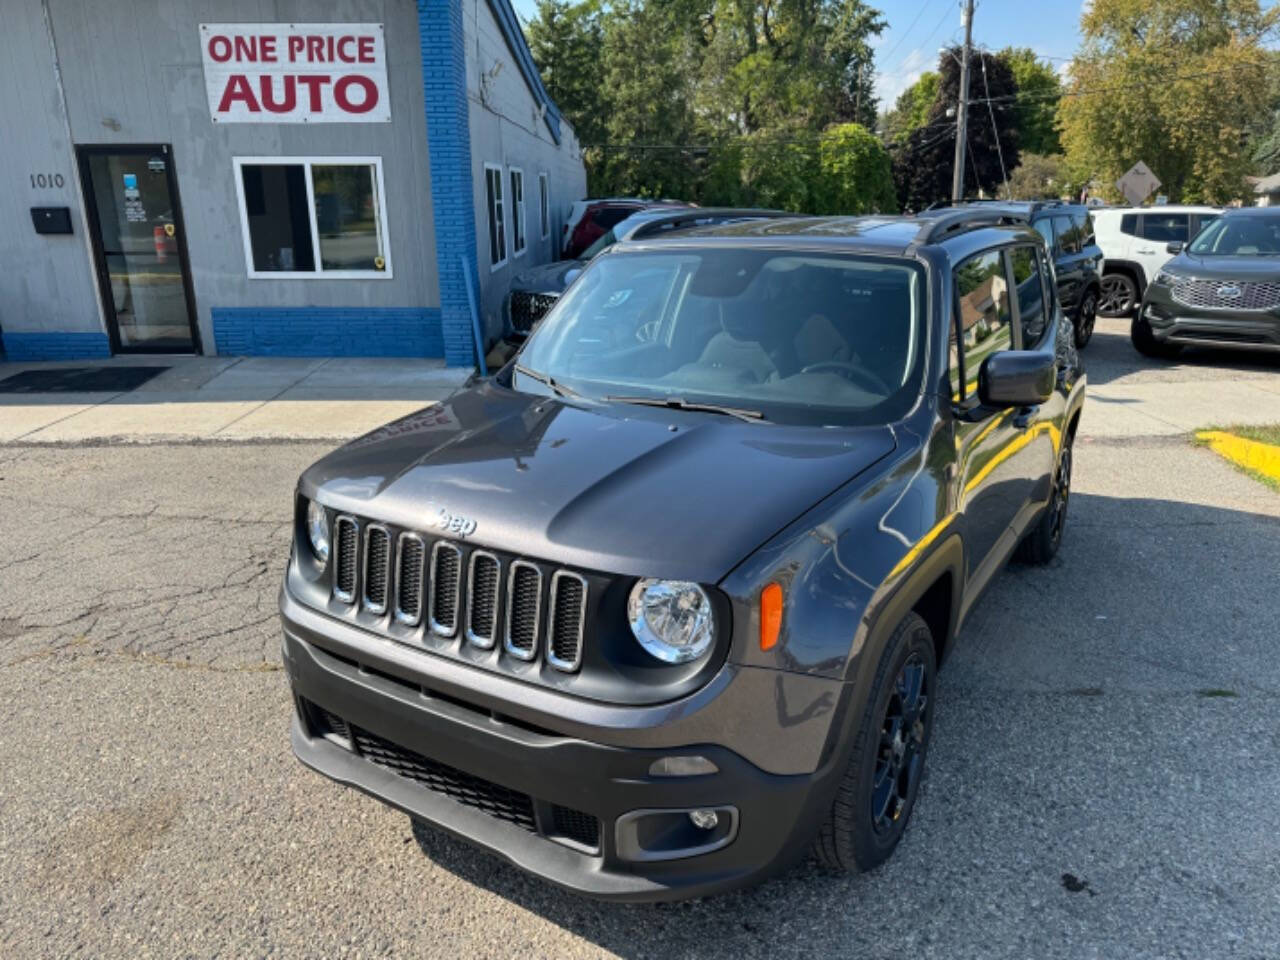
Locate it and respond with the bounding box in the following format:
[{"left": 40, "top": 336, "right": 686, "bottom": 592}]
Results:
[
  {"left": 514, "top": 248, "right": 928, "bottom": 426},
  {"left": 580, "top": 228, "right": 618, "bottom": 260},
  {"left": 1187, "top": 216, "right": 1280, "bottom": 256}
]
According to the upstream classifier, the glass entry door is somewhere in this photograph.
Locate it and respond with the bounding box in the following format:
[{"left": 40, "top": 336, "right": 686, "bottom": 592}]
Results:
[{"left": 78, "top": 145, "right": 199, "bottom": 353}]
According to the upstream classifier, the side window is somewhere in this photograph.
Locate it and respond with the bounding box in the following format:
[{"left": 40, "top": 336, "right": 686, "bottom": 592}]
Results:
[
  {"left": 484, "top": 164, "right": 507, "bottom": 269},
  {"left": 1120, "top": 213, "right": 1138, "bottom": 236},
  {"left": 1011, "top": 246, "right": 1048, "bottom": 344},
  {"left": 954, "top": 250, "right": 1013, "bottom": 388},
  {"left": 1034, "top": 218, "right": 1056, "bottom": 253},
  {"left": 1053, "top": 215, "right": 1080, "bottom": 254},
  {"left": 1141, "top": 214, "right": 1189, "bottom": 243},
  {"left": 1074, "top": 212, "right": 1095, "bottom": 246}
]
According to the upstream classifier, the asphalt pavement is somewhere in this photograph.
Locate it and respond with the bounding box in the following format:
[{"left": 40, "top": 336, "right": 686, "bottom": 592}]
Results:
[{"left": 1, "top": 318, "right": 1278, "bottom": 958}]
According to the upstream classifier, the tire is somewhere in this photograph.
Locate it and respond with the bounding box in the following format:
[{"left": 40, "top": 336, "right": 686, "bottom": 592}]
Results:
[
  {"left": 814, "top": 612, "right": 936, "bottom": 873},
  {"left": 1098, "top": 272, "right": 1137, "bottom": 318},
  {"left": 1074, "top": 287, "right": 1098, "bottom": 348},
  {"left": 1015, "top": 431, "right": 1073, "bottom": 564},
  {"left": 1130, "top": 314, "right": 1182, "bottom": 359}
]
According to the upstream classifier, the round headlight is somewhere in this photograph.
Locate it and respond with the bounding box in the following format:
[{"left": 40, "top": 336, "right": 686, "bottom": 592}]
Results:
[
  {"left": 627, "top": 579, "right": 715, "bottom": 663},
  {"left": 306, "top": 500, "right": 330, "bottom": 563}
]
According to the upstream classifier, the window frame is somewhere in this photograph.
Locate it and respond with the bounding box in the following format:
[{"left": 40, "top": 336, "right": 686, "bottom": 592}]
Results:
[
  {"left": 539, "top": 172, "right": 550, "bottom": 240},
  {"left": 484, "top": 162, "right": 508, "bottom": 271},
  {"left": 509, "top": 166, "right": 526, "bottom": 257},
  {"left": 232, "top": 156, "right": 392, "bottom": 281}
]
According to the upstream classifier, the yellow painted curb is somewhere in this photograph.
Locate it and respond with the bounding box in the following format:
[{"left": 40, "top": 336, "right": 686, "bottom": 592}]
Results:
[{"left": 1196, "top": 431, "right": 1280, "bottom": 482}]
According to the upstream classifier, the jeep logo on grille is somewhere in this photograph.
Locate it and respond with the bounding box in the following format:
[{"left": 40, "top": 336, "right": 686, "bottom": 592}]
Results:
[
  {"left": 428, "top": 505, "right": 477, "bottom": 538},
  {"left": 1216, "top": 284, "right": 1243, "bottom": 299}
]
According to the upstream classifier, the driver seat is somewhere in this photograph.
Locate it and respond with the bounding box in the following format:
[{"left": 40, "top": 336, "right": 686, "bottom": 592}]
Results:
[{"left": 794, "top": 314, "right": 853, "bottom": 368}]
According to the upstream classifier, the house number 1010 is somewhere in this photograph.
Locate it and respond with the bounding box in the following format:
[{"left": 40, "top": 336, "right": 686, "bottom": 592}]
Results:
[{"left": 30, "top": 173, "right": 66, "bottom": 189}]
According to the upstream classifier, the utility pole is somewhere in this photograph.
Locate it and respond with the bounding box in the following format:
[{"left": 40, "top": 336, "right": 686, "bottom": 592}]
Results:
[{"left": 951, "top": 0, "right": 975, "bottom": 203}]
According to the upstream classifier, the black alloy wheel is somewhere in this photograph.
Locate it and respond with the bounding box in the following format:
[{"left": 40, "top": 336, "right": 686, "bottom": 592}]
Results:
[
  {"left": 1098, "top": 273, "right": 1137, "bottom": 317},
  {"left": 871, "top": 653, "right": 930, "bottom": 834},
  {"left": 1074, "top": 289, "right": 1098, "bottom": 348},
  {"left": 1047, "top": 442, "right": 1072, "bottom": 552},
  {"left": 1015, "top": 432, "right": 1075, "bottom": 564}
]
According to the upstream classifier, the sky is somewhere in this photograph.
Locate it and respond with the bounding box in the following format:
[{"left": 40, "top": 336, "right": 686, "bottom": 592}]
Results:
[{"left": 508, "top": 0, "right": 1088, "bottom": 109}]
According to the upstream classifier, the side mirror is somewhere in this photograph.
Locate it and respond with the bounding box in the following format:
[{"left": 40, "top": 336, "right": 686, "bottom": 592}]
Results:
[
  {"left": 1165, "top": 241, "right": 1184, "bottom": 255},
  {"left": 979, "top": 350, "right": 1056, "bottom": 408}
]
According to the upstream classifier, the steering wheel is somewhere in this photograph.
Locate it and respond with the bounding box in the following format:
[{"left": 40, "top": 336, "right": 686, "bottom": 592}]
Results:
[{"left": 800, "top": 361, "right": 892, "bottom": 396}]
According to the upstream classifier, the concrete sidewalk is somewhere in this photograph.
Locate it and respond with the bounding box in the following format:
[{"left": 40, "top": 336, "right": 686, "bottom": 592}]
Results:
[{"left": 0, "top": 356, "right": 472, "bottom": 443}]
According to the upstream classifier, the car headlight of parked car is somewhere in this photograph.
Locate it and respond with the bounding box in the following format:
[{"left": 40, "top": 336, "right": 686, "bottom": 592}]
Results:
[
  {"left": 627, "top": 579, "right": 715, "bottom": 663},
  {"left": 1154, "top": 270, "right": 1177, "bottom": 286},
  {"left": 306, "top": 500, "right": 331, "bottom": 564}
]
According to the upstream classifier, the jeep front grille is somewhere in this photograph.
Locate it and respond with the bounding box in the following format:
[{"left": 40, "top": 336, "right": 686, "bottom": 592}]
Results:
[
  {"left": 394, "top": 533, "right": 426, "bottom": 625},
  {"left": 1170, "top": 278, "right": 1280, "bottom": 311},
  {"left": 505, "top": 561, "right": 542, "bottom": 660},
  {"left": 362, "top": 525, "right": 390, "bottom": 614},
  {"left": 429, "top": 542, "right": 462, "bottom": 636},
  {"left": 333, "top": 515, "right": 359, "bottom": 603},
  {"left": 467, "top": 551, "right": 501, "bottom": 648},
  {"left": 509, "top": 291, "right": 559, "bottom": 333},
  {"left": 327, "top": 518, "right": 589, "bottom": 674}
]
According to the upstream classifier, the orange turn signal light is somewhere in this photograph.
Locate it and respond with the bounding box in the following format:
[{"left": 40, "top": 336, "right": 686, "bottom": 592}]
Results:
[{"left": 760, "top": 582, "right": 783, "bottom": 651}]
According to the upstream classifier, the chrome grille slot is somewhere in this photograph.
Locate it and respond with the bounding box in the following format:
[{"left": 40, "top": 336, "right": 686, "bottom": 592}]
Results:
[
  {"left": 362, "top": 525, "right": 391, "bottom": 614},
  {"left": 546, "top": 571, "right": 587, "bottom": 672},
  {"left": 394, "top": 533, "right": 426, "bottom": 625},
  {"left": 429, "top": 541, "right": 462, "bottom": 636},
  {"left": 467, "top": 551, "right": 501, "bottom": 648},
  {"left": 504, "top": 561, "right": 542, "bottom": 660},
  {"left": 333, "top": 515, "right": 359, "bottom": 604}
]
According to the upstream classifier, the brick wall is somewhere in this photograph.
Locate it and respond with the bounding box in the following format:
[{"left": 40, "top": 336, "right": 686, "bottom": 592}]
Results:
[
  {"left": 1, "top": 332, "right": 111, "bottom": 361},
  {"left": 211, "top": 307, "right": 444, "bottom": 357}
]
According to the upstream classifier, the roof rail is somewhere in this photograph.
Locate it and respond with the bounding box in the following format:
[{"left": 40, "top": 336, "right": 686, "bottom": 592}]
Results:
[{"left": 913, "top": 207, "right": 1029, "bottom": 244}]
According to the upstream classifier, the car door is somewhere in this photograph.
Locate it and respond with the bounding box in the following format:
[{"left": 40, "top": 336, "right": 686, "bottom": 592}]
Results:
[
  {"left": 1134, "top": 212, "right": 1190, "bottom": 281},
  {"left": 952, "top": 247, "right": 1042, "bottom": 589},
  {"left": 1051, "top": 214, "right": 1084, "bottom": 315}
]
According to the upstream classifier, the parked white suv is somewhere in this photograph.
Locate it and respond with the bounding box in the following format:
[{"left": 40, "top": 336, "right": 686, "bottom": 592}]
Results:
[{"left": 1092, "top": 206, "right": 1222, "bottom": 316}]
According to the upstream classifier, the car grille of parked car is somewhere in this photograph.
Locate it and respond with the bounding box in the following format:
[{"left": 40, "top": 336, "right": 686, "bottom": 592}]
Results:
[
  {"left": 1169, "top": 278, "right": 1280, "bottom": 311},
  {"left": 509, "top": 291, "right": 559, "bottom": 334},
  {"left": 331, "top": 513, "right": 587, "bottom": 674},
  {"left": 302, "top": 698, "right": 600, "bottom": 851}
]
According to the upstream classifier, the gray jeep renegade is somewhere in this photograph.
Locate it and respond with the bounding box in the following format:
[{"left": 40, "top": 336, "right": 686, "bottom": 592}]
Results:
[{"left": 281, "top": 210, "right": 1086, "bottom": 901}]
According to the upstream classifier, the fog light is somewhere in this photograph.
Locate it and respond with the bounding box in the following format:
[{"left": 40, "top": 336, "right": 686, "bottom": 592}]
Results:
[{"left": 689, "top": 809, "right": 719, "bottom": 830}]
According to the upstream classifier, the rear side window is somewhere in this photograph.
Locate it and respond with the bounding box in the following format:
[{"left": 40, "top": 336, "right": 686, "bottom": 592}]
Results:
[
  {"left": 1120, "top": 213, "right": 1138, "bottom": 236},
  {"left": 954, "top": 250, "right": 1012, "bottom": 386},
  {"left": 1011, "top": 246, "right": 1048, "bottom": 344},
  {"left": 1034, "top": 219, "right": 1055, "bottom": 253},
  {"left": 1074, "top": 212, "right": 1095, "bottom": 246},
  {"left": 1141, "top": 214, "right": 1189, "bottom": 242},
  {"left": 593, "top": 207, "right": 635, "bottom": 230},
  {"left": 1053, "top": 215, "right": 1080, "bottom": 254}
]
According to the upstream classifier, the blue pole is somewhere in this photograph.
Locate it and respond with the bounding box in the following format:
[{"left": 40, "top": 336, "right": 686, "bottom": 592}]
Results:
[{"left": 459, "top": 255, "right": 487, "bottom": 377}]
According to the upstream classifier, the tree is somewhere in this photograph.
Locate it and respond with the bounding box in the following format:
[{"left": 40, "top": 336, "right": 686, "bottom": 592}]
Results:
[
  {"left": 999, "top": 153, "right": 1070, "bottom": 200},
  {"left": 524, "top": 0, "right": 607, "bottom": 149},
  {"left": 891, "top": 48, "right": 1020, "bottom": 211},
  {"left": 815, "top": 123, "right": 897, "bottom": 212},
  {"left": 880, "top": 72, "right": 939, "bottom": 143},
  {"left": 1000, "top": 48, "right": 1062, "bottom": 155},
  {"left": 1058, "top": 0, "right": 1280, "bottom": 203}
]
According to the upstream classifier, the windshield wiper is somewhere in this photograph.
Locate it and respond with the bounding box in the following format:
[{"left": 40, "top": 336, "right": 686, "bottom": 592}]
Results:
[
  {"left": 604, "top": 395, "right": 767, "bottom": 423},
  {"left": 513, "top": 363, "right": 582, "bottom": 400}
]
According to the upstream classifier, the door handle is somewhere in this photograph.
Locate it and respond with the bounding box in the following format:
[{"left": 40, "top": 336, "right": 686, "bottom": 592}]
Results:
[
  {"left": 1136, "top": 247, "right": 1157, "bottom": 254},
  {"left": 1013, "top": 406, "right": 1039, "bottom": 429}
]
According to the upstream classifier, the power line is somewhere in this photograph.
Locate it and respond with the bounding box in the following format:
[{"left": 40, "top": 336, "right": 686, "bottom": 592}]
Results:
[
  {"left": 877, "top": 0, "right": 936, "bottom": 68},
  {"left": 979, "top": 53, "right": 1008, "bottom": 195}
]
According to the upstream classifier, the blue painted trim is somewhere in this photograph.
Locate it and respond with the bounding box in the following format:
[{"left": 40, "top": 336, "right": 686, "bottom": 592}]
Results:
[
  {"left": 1, "top": 332, "right": 111, "bottom": 361},
  {"left": 418, "top": 0, "right": 483, "bottom": 367},
  {"left": 211, "top": 307, "right": 444, "bottom": 357},
  {"left": 484, "top": 0, "right": 564, "bottom": 144}
]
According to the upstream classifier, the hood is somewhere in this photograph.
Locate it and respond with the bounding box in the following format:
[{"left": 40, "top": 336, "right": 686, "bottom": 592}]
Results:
[
  {"left": 509, "top": 260, "right": 583, "bottom": 294},
  {"left": 301, "top": 383, "right": 897, "bottom": 583},
  {"left": 1169, "top": 253, "right": 1280, "bottom": 280}
]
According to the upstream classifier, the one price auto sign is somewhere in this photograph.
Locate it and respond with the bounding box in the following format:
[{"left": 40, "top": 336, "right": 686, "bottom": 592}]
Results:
[{"left": 200, "top": 23, "right": 390, "bottom": 123}]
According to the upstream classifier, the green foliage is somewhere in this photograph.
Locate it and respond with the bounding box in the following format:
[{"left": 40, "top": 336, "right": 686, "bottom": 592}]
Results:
[
  {"left": 524, "top": 0, "right": 606, "bottom": 149},
  {"left": 999, "top": 153, "right": 1071, "bottom": 200},
  {"left": 815, "top": 123, "right": 897, "bottom": 212},
  {"left": 1058, "top": 0, "right": 1280, "bottom": 203},
  {"left": 1000, "top": 48, "right": 1062, "bottom": 155},
  {"left": 880, "top": 72, "right": 938, "bottom": 143}
]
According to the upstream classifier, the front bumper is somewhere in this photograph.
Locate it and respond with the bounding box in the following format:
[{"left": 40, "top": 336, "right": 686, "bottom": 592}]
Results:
[
  {"left": 281, "top": 595, "right": 852, "bottom": 901},
  {"left": 1142, "top": 287, "right": 1280, "bottom": 352}
]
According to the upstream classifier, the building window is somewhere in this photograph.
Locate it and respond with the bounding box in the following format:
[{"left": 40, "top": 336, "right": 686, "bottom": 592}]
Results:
[
  {"left": 485, "top": 163, "right": 507, "bottom": 270},
  {"left": 233, "top": 157, "right": 390, "bottom": 279},
  {"left": 539, "top": 172, "right": 550, "bottom": 240},
  {"left": 510, "top": 167, "right": 526, "bottom": 256}
]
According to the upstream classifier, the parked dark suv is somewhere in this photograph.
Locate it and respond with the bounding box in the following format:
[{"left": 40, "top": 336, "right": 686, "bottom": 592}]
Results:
[
  {"left": 1133, "top": 206, "right": 1280, "bottom": 357},
  {"left": 281, "top": 210, "right": 1086, "bottom": 901},
  {"left": 951, "top": 202, "right": 1103, "bottom": 348}
]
